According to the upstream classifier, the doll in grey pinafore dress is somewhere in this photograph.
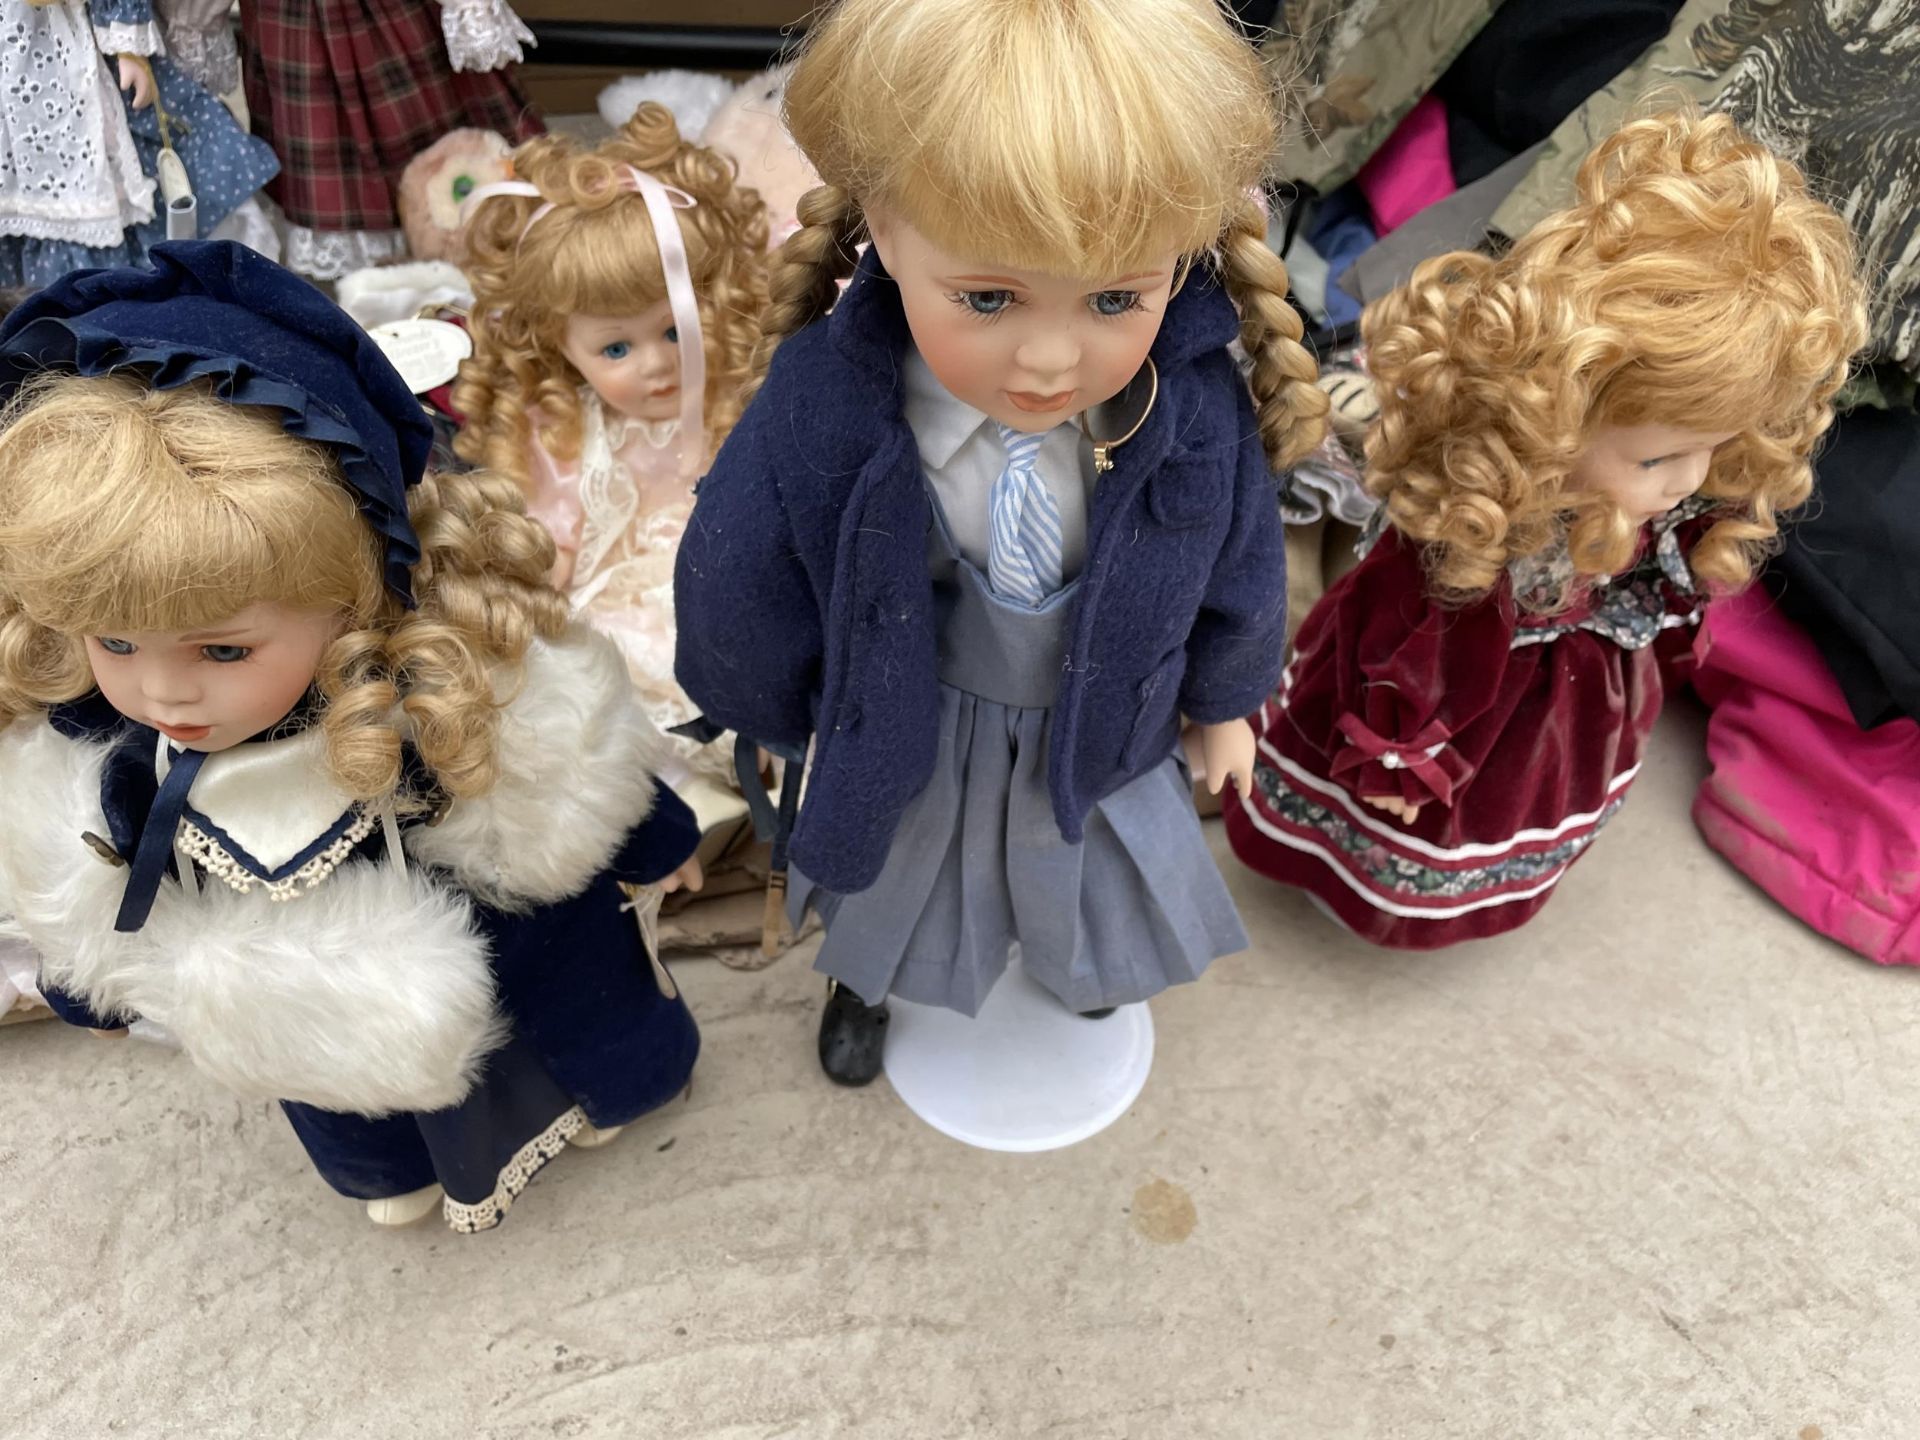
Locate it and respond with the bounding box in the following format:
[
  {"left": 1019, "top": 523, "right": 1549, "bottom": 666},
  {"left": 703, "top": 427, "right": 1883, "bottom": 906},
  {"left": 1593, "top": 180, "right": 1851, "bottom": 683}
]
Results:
[
  {"left": 672, "top": 0, "right": 1332, "bottom": 1090},
  {"left": 789, "top": 349, "right": 1248, "bottom": 1046}
]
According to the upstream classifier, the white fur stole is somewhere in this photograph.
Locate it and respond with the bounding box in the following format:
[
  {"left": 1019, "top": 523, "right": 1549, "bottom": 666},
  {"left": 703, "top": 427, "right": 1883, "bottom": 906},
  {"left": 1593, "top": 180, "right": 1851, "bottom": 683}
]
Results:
[
  {"left": 0, "top": 719, "right": 504, "bottom": 1115},
  {"left": 406, "top": 624, "right": 675, "bottom": 910}
]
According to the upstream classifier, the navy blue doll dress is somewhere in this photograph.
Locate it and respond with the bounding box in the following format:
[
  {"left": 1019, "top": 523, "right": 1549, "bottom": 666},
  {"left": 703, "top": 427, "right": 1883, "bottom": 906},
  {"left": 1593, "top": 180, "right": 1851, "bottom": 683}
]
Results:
[
  {"left": 0, "top": 244, "right": 697, "bottom": 1233},
  {"left": 6, "top": 629, "right": 701, "bottom": 1233}
]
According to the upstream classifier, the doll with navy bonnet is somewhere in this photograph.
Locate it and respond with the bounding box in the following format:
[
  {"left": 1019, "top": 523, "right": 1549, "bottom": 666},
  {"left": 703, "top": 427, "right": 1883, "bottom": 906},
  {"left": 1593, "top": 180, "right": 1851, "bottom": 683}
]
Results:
[{"left": 0, "top": 242, "right": 703, "bottom": 1231}]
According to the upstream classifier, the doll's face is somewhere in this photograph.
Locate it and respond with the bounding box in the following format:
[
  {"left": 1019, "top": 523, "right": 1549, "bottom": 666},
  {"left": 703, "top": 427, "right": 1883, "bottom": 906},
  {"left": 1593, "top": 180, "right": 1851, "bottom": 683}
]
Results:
[
  {"left": 84, "top": 602, "right": 340, "bottom": 752},
  {"left": 560, "top": 304, "right": 685, "bottom": 424},
  {"left": 867, "top": 211, "right": 1178, "bottom": 433},
  {"left": 1571, "top": 424, "right": 1739, "bottom": 523}
]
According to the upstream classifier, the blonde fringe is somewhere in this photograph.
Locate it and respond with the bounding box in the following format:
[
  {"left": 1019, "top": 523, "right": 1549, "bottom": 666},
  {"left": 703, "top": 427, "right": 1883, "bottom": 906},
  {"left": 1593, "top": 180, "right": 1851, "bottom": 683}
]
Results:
[
  {"left": 0, "top": 375, "right": 568, "bottom": 807},
  {"left": 756, "top": 0, "right": 1329, "bottom": 472}
]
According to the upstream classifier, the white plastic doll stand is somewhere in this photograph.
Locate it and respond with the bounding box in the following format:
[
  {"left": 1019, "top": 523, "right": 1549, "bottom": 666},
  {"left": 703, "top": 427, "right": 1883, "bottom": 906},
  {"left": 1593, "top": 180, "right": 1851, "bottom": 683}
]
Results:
[{"left": 882, "top": 951, "right": 1154, "bottom": 1153}]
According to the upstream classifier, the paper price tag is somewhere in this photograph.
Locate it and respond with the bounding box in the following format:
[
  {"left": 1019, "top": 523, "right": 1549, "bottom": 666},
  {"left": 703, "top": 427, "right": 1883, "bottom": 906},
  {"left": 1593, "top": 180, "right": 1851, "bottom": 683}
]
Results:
[{"left": 368, "top": 318, "right": 473, "bottom": 394}]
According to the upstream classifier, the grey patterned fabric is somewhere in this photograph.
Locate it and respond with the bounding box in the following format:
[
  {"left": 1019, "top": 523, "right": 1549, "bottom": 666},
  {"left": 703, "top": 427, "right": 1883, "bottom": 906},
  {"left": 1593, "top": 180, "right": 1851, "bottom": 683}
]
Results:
[
  {"left": 1264, "top": 0, "right": 1508, "bottom": 192},
  {"left": 1491, "top": 0, "right": 1920, "bottom": 371}
]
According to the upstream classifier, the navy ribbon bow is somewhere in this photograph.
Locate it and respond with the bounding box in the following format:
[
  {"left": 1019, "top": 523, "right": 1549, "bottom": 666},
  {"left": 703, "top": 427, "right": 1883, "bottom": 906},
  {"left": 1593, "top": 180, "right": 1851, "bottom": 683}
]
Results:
[{"left": 113, "top": 746, "right": 208, "bottom": 933}]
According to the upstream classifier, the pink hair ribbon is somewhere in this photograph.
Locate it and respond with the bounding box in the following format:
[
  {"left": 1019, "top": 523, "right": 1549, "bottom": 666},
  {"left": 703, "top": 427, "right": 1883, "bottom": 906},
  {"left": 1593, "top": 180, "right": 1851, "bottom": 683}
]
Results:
[{"left": 464, "top": 165, "right": 708, "bottom": 476}]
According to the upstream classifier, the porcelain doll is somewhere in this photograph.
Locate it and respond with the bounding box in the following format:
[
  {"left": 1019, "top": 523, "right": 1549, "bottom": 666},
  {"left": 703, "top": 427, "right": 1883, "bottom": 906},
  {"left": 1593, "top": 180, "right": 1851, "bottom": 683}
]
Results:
[
  {"left": 238, "top": 0, "right": 543, "bottom": 278},
  {"left": 0, "top": 0, "right": 279, "bottom": 286},
  {"left": 1223, "top": 111, "right": 1866, "bottom": 949},
  {"left": 0, "top": 241, "right": 703, "bottom": 1231},
  {"left": 674, "top": 0, "right": 1330, "bottom": 1085},
  {"left": 455, "top": 104, "right": 770, "bottom": 822}
]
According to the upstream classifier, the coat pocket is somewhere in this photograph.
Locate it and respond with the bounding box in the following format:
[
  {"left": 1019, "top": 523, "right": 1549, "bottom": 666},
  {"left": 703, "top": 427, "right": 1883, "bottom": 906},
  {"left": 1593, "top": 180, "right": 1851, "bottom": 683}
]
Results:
[
  {"left": 1120, "top": 652, "right": 1187, "bottom": 771},
  {"left": 1145, "top": 441, "right": 1236, "bottom": 529}
]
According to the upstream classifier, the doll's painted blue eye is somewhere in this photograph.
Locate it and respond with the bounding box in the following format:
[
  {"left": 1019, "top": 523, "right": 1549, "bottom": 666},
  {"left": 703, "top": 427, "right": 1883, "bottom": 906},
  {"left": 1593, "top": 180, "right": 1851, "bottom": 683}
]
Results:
[
  {"left": 601, "top": 341, "right": 631, "bottom": 360},
  {"left": 664, "top": 326, "right": 678, "bottom": 344},
  {"left": 202, "top": 644, "right": 252, "bottom": 663},
  {"left": 1090, "top": 290, "right": 1143, "bottom": 317},
  {"left": 452, "top": 174, "right": 475, "bottom": 201},
  {"left": 953, "top": 290, "right": 1015, "bottom": 317},
  {"left": 95, "top": 636, "right": 136, "bottom": 656},
  {"left": 1638, "top": 455, "right": 1674, "bottom": 469}
]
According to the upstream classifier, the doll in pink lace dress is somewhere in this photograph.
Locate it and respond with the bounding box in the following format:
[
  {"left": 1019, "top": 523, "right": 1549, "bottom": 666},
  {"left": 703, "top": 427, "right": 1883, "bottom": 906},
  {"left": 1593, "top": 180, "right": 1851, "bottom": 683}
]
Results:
[{"left": 454, "top": 105, "right": 768, "bottom": 814}]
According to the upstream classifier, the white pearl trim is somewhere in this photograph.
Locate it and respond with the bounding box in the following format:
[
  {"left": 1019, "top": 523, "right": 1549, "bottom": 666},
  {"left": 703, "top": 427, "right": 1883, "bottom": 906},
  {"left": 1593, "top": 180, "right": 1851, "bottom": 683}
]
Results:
[
  {"left": 175, "top": 809, "right": 379, "bottom": 902},
  {"left": 442, "top": 1106, "right": 586, "bottom": 1233}
]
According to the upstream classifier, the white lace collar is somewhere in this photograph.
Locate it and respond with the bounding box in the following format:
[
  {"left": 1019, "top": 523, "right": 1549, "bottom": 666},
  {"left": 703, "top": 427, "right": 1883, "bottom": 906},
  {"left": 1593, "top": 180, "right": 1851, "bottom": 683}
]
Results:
[
  {"left": 589, "top": 390, "right": 681, "bottom": 452},
  {"left": 166, "top": 727, "right": 379, "bottom": 900}
]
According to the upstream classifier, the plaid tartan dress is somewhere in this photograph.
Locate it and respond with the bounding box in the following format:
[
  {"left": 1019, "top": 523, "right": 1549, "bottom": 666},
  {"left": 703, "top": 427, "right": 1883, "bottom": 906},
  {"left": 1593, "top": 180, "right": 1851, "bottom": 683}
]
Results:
[{"left": 238, "top": 0, "right": 544, "bottom": 234}]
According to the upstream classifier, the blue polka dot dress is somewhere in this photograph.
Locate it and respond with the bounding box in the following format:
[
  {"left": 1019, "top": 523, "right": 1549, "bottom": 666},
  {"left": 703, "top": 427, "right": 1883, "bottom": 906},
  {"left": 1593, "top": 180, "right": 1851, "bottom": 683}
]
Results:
[{"left": 0, "top": 0, "right": 279, "bottom": 287}]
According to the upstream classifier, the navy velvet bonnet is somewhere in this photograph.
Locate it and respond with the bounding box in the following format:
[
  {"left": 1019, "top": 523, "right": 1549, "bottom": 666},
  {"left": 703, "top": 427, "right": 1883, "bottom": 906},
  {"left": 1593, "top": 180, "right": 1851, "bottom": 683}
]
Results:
[{"left": 0, "top": 241, "right": 432, "bottom": 605}]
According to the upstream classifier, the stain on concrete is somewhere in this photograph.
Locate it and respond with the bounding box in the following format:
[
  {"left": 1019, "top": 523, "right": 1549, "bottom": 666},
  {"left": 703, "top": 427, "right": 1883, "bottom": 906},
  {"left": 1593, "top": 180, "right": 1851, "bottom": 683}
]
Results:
[
  {"left": 1800, "top": 1427, "right": 1824, "bottom": 1440},
  {"left": 1131, "top": 1178, "right": 1196, "bottom": 1244},
  {"left": 1379, "top": 1334, "right": 1396, "bottom": 1351}
]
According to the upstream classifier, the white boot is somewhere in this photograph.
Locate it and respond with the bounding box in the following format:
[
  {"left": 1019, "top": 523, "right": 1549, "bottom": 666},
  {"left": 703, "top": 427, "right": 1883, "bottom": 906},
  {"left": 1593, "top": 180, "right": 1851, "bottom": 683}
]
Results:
[
  {"left": 365, "top": 1183, "right": 444, "bottom": 1227},
  {"left": 566, "top": 1119, "right": 625, "bottom": 1150}
]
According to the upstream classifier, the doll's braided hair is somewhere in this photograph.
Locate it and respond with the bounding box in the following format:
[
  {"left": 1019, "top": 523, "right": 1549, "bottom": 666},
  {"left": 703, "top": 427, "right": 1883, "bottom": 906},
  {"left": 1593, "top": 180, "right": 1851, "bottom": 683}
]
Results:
[{"left": 748, "top": 0, "right": 1328, "bottom": 471}]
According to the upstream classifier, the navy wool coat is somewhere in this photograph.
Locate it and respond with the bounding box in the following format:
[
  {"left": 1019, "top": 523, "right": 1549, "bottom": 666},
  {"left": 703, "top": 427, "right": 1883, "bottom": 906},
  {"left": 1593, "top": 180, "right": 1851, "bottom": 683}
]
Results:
[{"left": 674, "top": 250, "right": 1289, "bottom": 895}]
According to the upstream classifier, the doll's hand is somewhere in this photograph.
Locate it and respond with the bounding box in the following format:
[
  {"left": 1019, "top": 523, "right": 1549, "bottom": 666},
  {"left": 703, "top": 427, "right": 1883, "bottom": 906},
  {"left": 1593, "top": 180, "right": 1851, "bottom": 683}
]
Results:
[
  {"left": 1183, "top": 718, "right": 1256, "bottom": 797},
  {"left": 88, "top": 1026, "right": 131, "bottom": 1041},
  {"left": 662, "top": 856, "right": 704, "bottom": 895},
  {"left": 115, "top": 55, "right": 156, "bottom": 111},
  {"left": 1364, "top": 794, "right": 1422, "bottom": 826}
]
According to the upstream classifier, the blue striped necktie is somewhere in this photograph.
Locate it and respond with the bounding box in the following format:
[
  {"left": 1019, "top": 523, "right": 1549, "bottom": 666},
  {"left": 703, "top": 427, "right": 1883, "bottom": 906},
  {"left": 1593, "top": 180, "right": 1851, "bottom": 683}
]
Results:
[{"left": 988, "top": 422, "right": 1065, "bottom": 607}]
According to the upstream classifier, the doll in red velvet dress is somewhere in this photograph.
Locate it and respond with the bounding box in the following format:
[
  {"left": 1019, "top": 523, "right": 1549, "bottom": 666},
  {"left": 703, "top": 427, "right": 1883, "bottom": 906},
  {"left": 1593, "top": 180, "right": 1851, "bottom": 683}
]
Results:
[{"left": 1224, "top": 111, "right": 1866, "bottom": 950}]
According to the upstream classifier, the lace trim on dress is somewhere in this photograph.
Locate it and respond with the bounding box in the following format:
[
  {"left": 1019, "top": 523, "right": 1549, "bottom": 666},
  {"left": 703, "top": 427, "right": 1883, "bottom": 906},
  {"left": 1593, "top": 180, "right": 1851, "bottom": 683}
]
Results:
[
  {"left": 571, "top": 398, "right": 677, "bottom": 589},
  {"left": 92, "top": 20, "right": 165, "bottom": 56},
  {"left": 176, "top": 809, "right": 379, "bottom": 901},
  {"left": 283, "top": 225, "right": 407, "bottom": 280},
  {"left": 440, "top": 0, "right": 536, "bottom": 72},
  {"left": 0, "top": 210, "right": 140, "bottom": 246},
  {"left": 159, "top": 21, "right": 239, "bottom": 93},
  {"left": 0, "top": 0, "right": 158, "bottom": 243},
  {"left": 442, "top": 1105, "right": 585, "bottom": 1233}
]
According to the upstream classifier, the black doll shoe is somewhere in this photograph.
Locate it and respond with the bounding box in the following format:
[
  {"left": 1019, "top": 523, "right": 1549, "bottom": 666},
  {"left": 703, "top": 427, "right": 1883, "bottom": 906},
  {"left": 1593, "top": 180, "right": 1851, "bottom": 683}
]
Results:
[
  {"left": 819, "top": 981, "right": 890, "bottom": 1086},
  {"left": 1078, "top": 1007, "right": 1117, "bottom": 1020}
]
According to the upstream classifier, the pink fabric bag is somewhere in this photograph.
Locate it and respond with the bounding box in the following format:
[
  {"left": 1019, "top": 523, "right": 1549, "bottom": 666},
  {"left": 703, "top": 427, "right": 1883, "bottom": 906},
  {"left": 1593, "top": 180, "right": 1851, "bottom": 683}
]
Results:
[
  {"left": 1354, "top": 93, "right": 1457, "bottom": 235},
  {"left": 1693, "top": 586, "right": 1920, "bottom": 966}
]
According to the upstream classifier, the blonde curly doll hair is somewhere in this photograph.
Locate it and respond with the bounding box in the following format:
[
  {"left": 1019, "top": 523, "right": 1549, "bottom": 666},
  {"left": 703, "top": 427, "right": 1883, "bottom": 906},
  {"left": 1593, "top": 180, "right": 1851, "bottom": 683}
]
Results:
[
  {"left": 453, "top": 103, "right": 771, "bottom": 484},
  {"left": 1363, "top": 108, "right": 1867, "bottom": 607},
  {"left": 753, "top": 0, "right": 1329, "bottom": 471},
  {"left": 0, "top": 374, "right": 568, "bottom": 806}
]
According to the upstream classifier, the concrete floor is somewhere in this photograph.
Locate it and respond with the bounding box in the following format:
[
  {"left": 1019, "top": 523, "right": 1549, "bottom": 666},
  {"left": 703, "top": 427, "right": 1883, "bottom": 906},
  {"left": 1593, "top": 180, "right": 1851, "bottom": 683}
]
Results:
[{"left": 3, "top": 699, "right": 1915, "bottom": 1439}]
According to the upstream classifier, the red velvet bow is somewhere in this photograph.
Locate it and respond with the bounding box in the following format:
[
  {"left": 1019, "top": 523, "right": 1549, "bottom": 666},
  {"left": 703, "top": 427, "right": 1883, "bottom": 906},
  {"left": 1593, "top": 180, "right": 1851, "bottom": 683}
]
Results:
[{"left": 1329, "top": 714, "right": 1459, "bottom": 807}]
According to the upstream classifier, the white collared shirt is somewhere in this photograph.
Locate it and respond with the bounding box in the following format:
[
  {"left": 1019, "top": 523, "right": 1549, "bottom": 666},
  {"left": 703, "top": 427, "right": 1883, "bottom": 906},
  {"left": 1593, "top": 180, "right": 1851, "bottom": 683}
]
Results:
[{"left": 902, "top": 348, "right": 1097, "bottom": 581}]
